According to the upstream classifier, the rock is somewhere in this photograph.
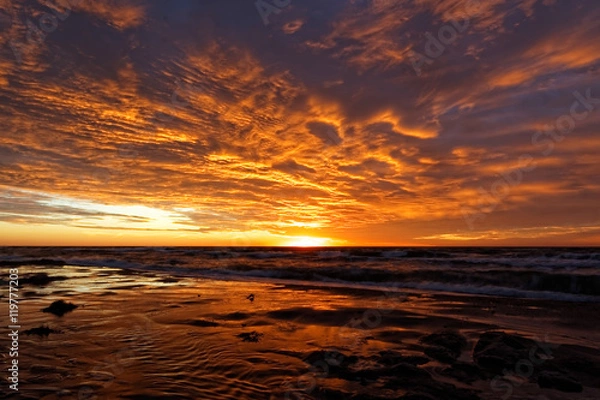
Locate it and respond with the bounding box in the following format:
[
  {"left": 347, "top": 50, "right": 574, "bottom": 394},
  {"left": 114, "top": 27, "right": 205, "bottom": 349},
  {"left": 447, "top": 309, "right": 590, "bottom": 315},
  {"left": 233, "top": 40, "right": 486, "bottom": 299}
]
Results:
[
  {"left": 538, "top": 371, "right": 583, "bottom": 392},
  {"left": 475, "top": 355, "right": 513, "bottom": 373},
  {"left": 303, "top": 350, "right": 358, "bottom": 379},
  {"left": 473, "top": 332, "right": 537, "bottom": 373},
  {"left": 441, "top": 362, "right": 487, "bottom": 384},
  {"left": 424, "top": 345, "right": 458, "bottom": 364},
  {"left": 42, "top": 300, "right": 78, "bottom": 316},
  {"left": 420, "top": 330, "right": 467, "bottom": 363},
  {"left": 384, "top": 378, "right": 481, "bottom": 400},
  {"left": 236, "top": 331, "right": 263, "bottom": 342},
  {"left": 24, "top": 326, "right": 61, "bottom": 336},
  {"left": 359, "top": 362, "right": 430, "bottom": 382}
]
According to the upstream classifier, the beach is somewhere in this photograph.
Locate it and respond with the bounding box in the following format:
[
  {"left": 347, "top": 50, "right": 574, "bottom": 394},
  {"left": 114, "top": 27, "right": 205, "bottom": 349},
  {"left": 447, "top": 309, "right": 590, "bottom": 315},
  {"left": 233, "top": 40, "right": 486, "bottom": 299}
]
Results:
[
  {"left": 2, "top": 252, "right": 600, "bottom": 400},
  {"left": 2, "top": 1, "right": 600, "bottom": 398}
]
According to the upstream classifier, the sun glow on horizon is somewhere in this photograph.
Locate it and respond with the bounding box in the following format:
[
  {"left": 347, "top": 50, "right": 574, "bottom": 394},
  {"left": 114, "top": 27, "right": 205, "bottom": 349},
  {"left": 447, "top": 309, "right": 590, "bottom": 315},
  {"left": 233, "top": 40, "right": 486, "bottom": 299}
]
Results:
[{"left": 284, "top": 236, "right": 331, "bottom": 247}]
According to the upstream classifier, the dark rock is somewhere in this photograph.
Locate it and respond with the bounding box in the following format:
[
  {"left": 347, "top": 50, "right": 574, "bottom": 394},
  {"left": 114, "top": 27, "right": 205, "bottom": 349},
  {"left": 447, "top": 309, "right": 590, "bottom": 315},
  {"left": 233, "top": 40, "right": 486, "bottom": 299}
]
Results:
[
  {"left": 556, "top": 355, "right": 600, "bottom": 379},
  {"left": 42, "top": 300, "right": 78, "bottom": 316},
  {"left": 420, "top": 330, "right": 467, "bottom": 364},
  {"left": 538, "top": 371, "right": 583, "bottom": 392},
  {"left": 237, "top": 331, "right": 263, "bottom": 342},
  {"left": 303, "top": 350, "right": 358, "bottom": 380},
  {"left": 384, "top": 378, "right": 481, "bottom": 400},
  {"left": 474, "top": 332, "right": 531, "bottom": 354},
  {"left": 476, "top": 355, "right": 513, "bottom": 373},
  {"left": 441, "top": 362, "right": 487, "bottom": 384},
  {"left": 473, "top": 332, "right": 538, "bottom": 373},
  {"left": 425, "top": 345, "right": 458, "bottom": 364},
  {"left": 24, "top": 326, "right": 61, "bottom": 336}
]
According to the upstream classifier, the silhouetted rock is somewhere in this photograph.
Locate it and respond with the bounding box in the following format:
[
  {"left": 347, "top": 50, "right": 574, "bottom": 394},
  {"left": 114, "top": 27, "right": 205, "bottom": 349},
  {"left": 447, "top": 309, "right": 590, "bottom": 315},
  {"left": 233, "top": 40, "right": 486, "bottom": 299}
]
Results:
[
  {"left": 425, "top": 345, "right": 458, "bottom": 364},
  {"left": 237, "top": 331, "right": 263, "bottom": 342},
  {"left": 302, "top": 350, "right": 359, "bottom": 379},
  {"left": 473, "top": 332, "right": 537, "bottom": 373},
  {"left": 42, "top": 300, "right": 78, "bottom": 316},
  {"left": 24, "top": 326, "right": 61, "bottom": 336},
  {"left": 384, "top": 377, "right": 481, "bottom": 400},
  {"left": 420, "top": 330, "right": 467, "bottom": 363},
  {"left": 441, "top": 362, "right": 487, "bottom": 384},
  {"left": 550, "top": 354, "right": 600, "bottom": 388},
  {"left": 247, "top": 294, "right": 255, "bottom": 302},
  {"left": 538, "top": 371, "right": 583, "bottom": 392},
  {"left": 354, "top": 362, "right": 431, "bottom": 382}
]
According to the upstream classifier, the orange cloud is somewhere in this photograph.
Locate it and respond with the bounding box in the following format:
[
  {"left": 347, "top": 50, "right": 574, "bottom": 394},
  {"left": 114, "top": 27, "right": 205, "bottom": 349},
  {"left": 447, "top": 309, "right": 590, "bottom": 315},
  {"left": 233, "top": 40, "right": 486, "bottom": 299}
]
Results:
[
  {"left": 0, "top": 0, "right": 598, "bottom": 245},
  {"left": 73, "top": 0, "right": 146, "bottom": 30}
]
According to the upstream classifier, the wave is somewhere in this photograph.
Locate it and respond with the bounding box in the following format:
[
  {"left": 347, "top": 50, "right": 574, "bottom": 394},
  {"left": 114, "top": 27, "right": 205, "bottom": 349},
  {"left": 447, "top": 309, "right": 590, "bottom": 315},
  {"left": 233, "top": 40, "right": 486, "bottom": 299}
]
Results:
[{"left": 2, "top": 247, "right": 599, "bottom": 301}]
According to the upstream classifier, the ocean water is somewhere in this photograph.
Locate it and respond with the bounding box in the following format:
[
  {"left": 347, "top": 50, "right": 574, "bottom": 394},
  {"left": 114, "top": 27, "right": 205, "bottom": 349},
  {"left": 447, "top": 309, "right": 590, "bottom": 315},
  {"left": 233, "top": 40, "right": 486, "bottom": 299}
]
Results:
[{"left": 2, "top": 247, "right": 599, "bottom": 302}]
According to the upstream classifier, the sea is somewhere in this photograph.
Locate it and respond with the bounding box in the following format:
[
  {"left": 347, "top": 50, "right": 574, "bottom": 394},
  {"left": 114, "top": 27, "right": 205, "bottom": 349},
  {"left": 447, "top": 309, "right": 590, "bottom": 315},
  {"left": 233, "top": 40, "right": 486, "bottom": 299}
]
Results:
[{"left": 2, "top": 247, "right": 599, "bottom": 302}]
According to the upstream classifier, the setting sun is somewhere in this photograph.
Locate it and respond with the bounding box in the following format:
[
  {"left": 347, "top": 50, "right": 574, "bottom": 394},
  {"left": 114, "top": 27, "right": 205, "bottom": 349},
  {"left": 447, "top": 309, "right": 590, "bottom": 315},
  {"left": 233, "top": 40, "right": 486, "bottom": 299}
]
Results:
[{"left": 285, "top": 236, "right": 331, "bottom": 247}]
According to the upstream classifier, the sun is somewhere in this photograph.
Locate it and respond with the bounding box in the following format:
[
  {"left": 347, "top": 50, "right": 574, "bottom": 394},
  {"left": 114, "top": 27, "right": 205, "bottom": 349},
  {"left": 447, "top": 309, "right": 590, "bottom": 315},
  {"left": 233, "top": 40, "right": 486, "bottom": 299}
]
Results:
[{"left": 285, "top": 236, "right": 330, "bottom": 247}]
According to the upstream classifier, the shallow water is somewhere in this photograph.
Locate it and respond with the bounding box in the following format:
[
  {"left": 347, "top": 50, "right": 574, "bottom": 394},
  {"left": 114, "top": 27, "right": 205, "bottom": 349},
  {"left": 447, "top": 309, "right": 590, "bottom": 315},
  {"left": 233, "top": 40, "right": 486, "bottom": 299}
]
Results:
[{"left": 3, "top": 263, "right": 600, "bottom": 399}]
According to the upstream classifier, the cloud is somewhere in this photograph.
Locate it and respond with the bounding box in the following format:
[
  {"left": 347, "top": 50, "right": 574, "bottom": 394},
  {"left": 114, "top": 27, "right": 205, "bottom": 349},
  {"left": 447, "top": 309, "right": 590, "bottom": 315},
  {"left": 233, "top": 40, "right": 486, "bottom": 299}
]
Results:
[
  {"left": 306, "top": 121, "right": 342, "bottom": 145},
  {"left": 272, "top": 159, "right": 316, "bottom": 175},
  {"left": 0, "top": 0, "right": 598, "bottom": 245},
  {"left": 72, "top": 0, "right": 146, "bottom": 30}
]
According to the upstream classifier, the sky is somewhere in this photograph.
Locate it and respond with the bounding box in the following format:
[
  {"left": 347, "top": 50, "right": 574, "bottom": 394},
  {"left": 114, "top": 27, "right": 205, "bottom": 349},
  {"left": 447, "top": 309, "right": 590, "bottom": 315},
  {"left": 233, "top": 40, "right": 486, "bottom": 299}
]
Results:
[{"left": 0, "top": 0, "right": 599, "bottom": 246}]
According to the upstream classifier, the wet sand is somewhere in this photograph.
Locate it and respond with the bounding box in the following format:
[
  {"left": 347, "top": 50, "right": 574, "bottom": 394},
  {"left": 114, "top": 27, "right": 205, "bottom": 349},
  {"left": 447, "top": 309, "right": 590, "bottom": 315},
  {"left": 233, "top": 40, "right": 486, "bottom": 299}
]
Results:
[{"left": 2, "top": 264, "right": 600, "bottom": 399}]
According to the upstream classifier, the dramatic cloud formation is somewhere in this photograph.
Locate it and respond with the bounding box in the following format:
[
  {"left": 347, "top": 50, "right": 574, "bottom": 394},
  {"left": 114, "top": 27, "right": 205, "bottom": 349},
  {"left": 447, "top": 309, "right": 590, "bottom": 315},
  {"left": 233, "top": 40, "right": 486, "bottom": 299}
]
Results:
[{"left": 0, "top": 0, "right": 599, "bottom": 245}]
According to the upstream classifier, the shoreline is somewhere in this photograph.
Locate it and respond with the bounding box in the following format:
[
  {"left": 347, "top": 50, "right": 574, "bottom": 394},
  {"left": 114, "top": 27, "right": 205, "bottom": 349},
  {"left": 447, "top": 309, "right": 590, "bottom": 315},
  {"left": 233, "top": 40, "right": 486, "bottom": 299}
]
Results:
[{"left": 2, "top": 263, "right": 599, "bottom": 399}]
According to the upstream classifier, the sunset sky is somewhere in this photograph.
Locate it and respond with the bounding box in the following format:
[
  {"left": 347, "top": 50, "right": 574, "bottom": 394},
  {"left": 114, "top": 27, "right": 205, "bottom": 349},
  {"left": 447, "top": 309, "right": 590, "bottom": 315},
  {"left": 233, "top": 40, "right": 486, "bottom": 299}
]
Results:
[{"left": 0, "top": 0, "right": 599, "bottom": 246}]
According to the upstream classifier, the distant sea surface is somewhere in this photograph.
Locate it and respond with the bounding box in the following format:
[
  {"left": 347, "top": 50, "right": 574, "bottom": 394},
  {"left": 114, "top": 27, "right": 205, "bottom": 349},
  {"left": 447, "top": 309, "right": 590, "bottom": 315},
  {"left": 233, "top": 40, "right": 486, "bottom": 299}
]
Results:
[{"left": 2, "top": 247, "right": 599, "bottom": 302}]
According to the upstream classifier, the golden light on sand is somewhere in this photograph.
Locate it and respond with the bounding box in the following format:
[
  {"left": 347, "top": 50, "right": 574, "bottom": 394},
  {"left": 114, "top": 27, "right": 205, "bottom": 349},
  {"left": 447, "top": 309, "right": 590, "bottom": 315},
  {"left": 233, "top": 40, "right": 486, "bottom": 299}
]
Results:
[{"left": 285, "top": 236, "right": 331, "bottom": 247}]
